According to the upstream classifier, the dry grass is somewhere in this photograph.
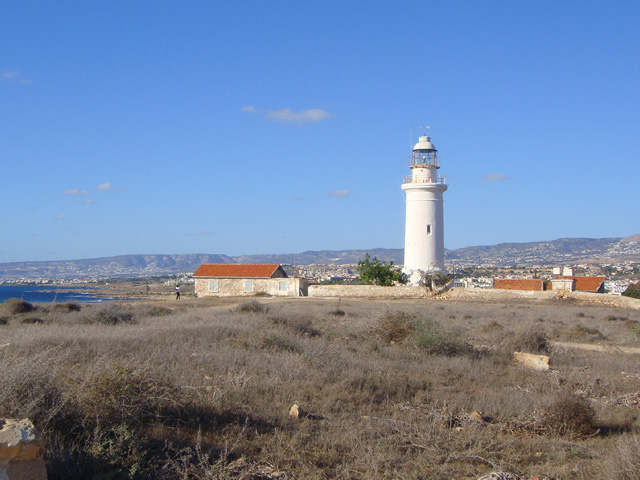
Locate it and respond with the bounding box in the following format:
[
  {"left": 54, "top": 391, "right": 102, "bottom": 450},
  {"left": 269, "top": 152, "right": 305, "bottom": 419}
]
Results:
[{"left": 0, "top": 296, "right": 639, "bottom": 479}]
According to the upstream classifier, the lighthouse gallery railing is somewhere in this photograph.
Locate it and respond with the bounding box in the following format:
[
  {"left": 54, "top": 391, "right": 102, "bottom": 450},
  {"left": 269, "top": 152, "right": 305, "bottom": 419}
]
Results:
[{"left": 403, "top": 175, "right": 446, "bottom": 185}]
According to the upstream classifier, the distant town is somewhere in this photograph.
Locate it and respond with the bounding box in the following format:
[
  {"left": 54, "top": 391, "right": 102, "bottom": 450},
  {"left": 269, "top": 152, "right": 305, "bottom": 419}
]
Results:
[
  {"left": 1, "top": 234, "right": 638, "bottom": 294},
  {"left": 1, "top": 260, "right": 638, "bottom": 296}
]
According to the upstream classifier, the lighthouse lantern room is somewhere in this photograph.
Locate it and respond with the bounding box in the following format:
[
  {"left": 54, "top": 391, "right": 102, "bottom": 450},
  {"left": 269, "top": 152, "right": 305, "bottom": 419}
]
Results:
[{"left": 401, "top": 133, "right": 448, "bottom": 285}]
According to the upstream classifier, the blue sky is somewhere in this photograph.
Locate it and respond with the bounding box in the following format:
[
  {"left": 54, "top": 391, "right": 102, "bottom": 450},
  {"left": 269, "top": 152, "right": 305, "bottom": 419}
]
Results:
[{"left": 1, "top": 1, "right": 639, "bottom": 262}]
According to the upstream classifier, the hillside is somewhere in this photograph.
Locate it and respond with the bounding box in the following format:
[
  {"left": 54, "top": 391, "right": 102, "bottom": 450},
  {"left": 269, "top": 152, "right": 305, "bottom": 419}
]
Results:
[{"left": 1, "top": 235, "right": 639, "bottom": 280}]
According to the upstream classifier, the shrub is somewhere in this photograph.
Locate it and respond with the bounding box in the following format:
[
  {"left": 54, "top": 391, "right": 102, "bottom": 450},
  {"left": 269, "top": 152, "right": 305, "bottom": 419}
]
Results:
[
  {"left": 622, "top": 282, "right": 640, "bottom": 299},
  {"left": 602, "top": 434, "right": 640, "bottom": 480},
  {"left": 0, "top": 316, "right": 8, "bottom": 325},
  {"left": 269, "top": 315, "right": 322, "bottom": 337},
  {"left": 412, "top": 317, "right": 473, "bottom": 356},
  {"left": 236, "top": 300, "right": 268, "bottom": 314},
  {"left": 329, "top": 298, "right": 345, "bottom": 316},
  {"left": 21, "top": 317, "right": 45, "bottom": 324},
  {"left": 378, "top": 312, "right": 414, "bottom": 343},
  {"left": 572, "top": 324, "right": 605, "bottom": 339},
  {"left": 52, "top": 302, "right": 82, "bottom": 312},
  {"left": 0, "top": 349, "right": 73, "bottom": 433},
  {"left": 482, "top": 320, "right": 504, "bottom": 332},
  {"left": 88, "top": 305, "right": 136, "bottom": 325},
  {"left": 288, "top": 316, "right": 322, "bottom": 337},
  {"left": 540, "top": 394, "right": 597, "bottom": 437},
  {"left": 509, "top": 324, "right": 551, "bottom": 354},
  {"left": 138, "top": 305, "right": 172, "bottom": 317},
  {"left": 3, "top": 298, "right": 35, "bottom": 314},
  {"left": 79, "top": 363, "right": 180, "bottom": 425},
  {"left": 259, "top": 333, "right": 302, "bottom": 353}
]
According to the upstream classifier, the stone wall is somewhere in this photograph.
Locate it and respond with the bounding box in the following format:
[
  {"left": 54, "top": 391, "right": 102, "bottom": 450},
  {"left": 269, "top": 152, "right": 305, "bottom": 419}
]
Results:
[
  {"left": 443, "top": 286, "right": 640, "bottom": 310},
  {"left": 308, "top": 285, "right": 426, "bottom": 298},
  {"left": 0, "top": 419, "right": 47, "bottom": 480},
  {"left": 195, "top": 277, "right": 308, "bottom": 297}
]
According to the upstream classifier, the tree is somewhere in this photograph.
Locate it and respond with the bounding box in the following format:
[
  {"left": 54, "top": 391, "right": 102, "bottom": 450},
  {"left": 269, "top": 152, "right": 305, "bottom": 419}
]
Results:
[
  {"left": 622, "top": 281, "right": 640, "bottom": 299},
  {"left": 357, "top": 253, "right": 408, "bottom": 286}
]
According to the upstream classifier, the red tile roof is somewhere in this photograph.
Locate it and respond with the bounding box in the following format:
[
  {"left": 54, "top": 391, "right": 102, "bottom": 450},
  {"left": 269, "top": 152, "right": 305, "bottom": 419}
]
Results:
[
  {"left": 193, "top": 264, "right": 283, "bottom": 278},
  {"left": 562, "top": 276, "right": 606, "bottom": 292},
  {"left": 494, "top": 278, "right": 545, "bottom": 291}
]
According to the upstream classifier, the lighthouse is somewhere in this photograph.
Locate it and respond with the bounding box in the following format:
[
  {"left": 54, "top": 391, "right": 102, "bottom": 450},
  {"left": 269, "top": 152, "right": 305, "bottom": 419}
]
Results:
[{"left": 401, "top": 134, "right": 448, "bottom": 285}]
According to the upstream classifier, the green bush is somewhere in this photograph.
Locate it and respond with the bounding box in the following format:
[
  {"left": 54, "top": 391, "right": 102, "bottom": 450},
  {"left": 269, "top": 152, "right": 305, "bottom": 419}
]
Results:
[
  {"left": 622, "top": 282, "right": 640, "bottom": 299},
  {"left": 357, "top": 253, "right": 408, "bottom": 286}
]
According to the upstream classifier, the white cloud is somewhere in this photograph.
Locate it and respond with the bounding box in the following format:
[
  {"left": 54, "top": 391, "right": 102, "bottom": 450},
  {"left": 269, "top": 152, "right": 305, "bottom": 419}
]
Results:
[
  {"left": 2, "top": 71, "right": 31, "bottom": 84},
  {"left": 84, "top": 199, "right": 95, "bottom": 205},
  {"left": 328, "top": 189, "right": 349, "bottom": 198},
  {"left": 64, "top": 188, "right": 88, "bottom": 196},
  {"left": 482, "top": 173, "right": 510, "bottom": 182},
  {"left": 242, "top": 105, "right": 335, "bottom": 125},
  {"left": 242, "top": 105, "right": 260, "bottom": 113},
  {"left": 267, "top": 108, "right": 335, "bottom": 124},
  {"left": 96, "top": 182, "right": 122, "bottom": 191},
  {"left": 55, "top": 214, "right": 65, "bottom": 220}
]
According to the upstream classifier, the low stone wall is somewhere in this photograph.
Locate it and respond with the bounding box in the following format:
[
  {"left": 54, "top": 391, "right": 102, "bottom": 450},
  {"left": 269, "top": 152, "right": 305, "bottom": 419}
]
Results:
[
  {"left": 444, "top": 287, "right": 640, "bottom": 310},
  {"left": 569, "top": 291, "right": 640, "bottom": 310},
  {"left": 0, "top": 419, "right": 47, "bottom": 480},
  {"left": 308, "top": 285, "right": 426, "bottom": 298},
  {"left": 445, "top": 287, "right": 556, "bottom": 300}
]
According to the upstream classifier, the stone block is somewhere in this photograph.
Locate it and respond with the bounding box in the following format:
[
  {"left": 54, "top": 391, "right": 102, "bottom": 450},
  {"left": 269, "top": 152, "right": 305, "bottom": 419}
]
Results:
[{"left": 513, "top": 351, "right": 550, "bottom": 371}]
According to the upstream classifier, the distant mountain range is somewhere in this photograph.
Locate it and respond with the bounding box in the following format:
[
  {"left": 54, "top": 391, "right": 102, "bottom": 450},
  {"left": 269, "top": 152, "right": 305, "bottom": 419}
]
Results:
[{"left": 1, "top": 235, "right": 639, "bottom": 281}]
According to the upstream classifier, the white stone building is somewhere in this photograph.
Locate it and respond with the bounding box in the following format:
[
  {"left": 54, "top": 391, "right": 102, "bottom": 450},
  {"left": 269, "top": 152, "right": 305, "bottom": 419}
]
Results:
[{"left": 193, "top": 264, "right": 308, "bottom": 297}]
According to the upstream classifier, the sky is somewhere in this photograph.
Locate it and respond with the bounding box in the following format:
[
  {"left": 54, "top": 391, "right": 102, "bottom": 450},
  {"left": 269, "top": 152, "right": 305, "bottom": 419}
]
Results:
[{"left": 1, "top": 1, "right": 639, "bottom": 263}]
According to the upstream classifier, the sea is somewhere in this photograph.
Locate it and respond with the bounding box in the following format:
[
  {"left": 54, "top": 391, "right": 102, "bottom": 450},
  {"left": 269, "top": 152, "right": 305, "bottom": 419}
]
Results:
[{"left": 0, "top": 285, "right": 121, "bottom": 304}]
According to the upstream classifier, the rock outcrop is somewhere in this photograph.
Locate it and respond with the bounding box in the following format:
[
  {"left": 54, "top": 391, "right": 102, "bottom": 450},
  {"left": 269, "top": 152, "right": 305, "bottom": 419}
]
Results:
[{"left": 0, "top": 419, "right": 47, "bottom": 480}]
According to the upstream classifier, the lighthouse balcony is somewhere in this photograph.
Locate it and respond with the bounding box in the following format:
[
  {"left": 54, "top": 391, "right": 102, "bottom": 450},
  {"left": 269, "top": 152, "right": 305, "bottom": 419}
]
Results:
[{"left": 403, "top": 175, "right": 446, "bottom": 185}]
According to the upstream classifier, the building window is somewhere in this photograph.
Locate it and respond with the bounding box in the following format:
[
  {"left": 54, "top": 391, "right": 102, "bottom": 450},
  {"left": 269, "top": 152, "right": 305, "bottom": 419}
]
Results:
[
  {"left": 244, "top": 280, "right": 253, "bottom": 292},
  {"left": 279, "top": 280, "right": 288, "bottom": 291},
  {"left": 427, "top": 224, "right": 432, "bottom": 235},
  {"left": 208, "top": 280, "right": 218, "bottom": 292}
]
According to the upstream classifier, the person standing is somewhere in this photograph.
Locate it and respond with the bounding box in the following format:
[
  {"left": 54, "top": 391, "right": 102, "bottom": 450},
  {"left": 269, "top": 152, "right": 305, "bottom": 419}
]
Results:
[{"left": 175, "top": 285, "right": 181, "bottom": 300}]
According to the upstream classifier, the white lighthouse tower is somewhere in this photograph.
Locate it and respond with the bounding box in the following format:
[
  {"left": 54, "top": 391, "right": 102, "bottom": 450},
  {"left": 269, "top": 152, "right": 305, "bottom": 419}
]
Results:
[{"left": 402, "top": 133, "right": 448, "bottom": 285}]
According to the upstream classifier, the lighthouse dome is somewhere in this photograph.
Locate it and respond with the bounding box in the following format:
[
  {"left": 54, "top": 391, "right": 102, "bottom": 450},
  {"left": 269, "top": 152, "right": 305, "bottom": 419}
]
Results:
[{"left": 413, "top": 136, "right": 436, "bottom": 152}]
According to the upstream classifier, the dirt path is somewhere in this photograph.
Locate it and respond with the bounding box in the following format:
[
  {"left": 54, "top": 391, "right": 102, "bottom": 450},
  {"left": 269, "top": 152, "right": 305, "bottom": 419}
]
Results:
[{"left": 553, "top": 341, "right": 640, "bottom": 355}]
